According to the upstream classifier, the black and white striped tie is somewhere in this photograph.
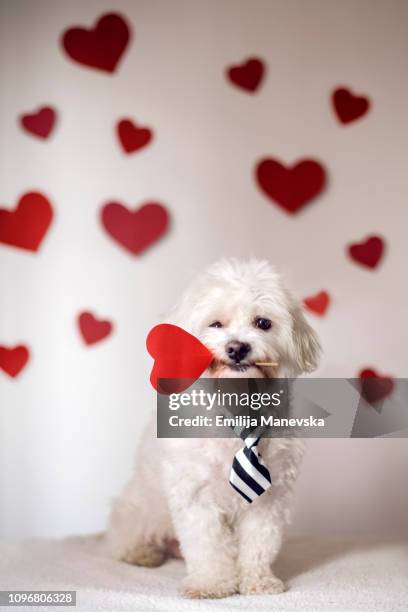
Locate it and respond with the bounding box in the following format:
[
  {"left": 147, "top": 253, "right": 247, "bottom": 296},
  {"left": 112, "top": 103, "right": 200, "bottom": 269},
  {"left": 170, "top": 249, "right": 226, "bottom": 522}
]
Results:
[{"left": 229, "top": 434, "right": 272, "bottom": 503}]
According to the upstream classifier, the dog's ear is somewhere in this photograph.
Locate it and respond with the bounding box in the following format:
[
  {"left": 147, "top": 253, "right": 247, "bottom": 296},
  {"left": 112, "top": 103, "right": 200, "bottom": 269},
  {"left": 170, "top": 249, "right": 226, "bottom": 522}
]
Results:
[{"left": 287, "top": 304, "right": 321, "bottom": 374}]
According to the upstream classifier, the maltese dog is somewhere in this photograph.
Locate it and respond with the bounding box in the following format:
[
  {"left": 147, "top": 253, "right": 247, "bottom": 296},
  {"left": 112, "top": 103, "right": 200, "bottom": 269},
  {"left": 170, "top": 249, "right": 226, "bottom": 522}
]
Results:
[{"left": 107, "top": 258, "right": 320, "bottom": 598}]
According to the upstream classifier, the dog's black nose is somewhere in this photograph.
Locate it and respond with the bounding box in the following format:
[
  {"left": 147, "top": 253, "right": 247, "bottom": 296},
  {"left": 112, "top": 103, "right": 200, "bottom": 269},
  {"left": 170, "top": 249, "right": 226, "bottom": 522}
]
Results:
[{"left": 225, "top": 341, "right": 251, "bottom": 363}]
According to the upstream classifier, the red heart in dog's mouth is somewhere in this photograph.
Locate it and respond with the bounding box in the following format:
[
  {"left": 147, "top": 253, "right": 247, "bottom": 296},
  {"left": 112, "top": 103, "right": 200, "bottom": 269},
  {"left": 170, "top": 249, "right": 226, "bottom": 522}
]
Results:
[{"left": 146, "top": 324, "right": 213, "bottom": 394}]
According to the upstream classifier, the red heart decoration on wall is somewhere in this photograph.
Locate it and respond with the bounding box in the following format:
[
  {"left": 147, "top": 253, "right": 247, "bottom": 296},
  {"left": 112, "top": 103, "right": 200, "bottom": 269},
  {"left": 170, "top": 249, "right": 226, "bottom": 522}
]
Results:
[
  {"left": 117, "top": 119, "right": 152, "bottom": 154},
  {"left": 348, "top": 235, "right": 384, "bottom": 269},
  {"left": 0, "top": 192, "right": 53, "bottom": 252},
  {"left": 147, "top": 324, "right": 213, "bottom": 394},
  {"left": 62, "top": 13, "right": 130, "bottom": 73},
  {"left": 0, "top": 345, "right": 30, "bottom": 378},
  {"left": 101, "top": 201, "right": 169, "bottom": 255},
  {"left": 226, "top": 58, "right": 265, "bottom": 92},
  {"left": 359, "top": 368, "right": 394, "bottom": 404},
  {"left": 20, "top": 106, "right": 56, "bottom": 139},
  {"left": 332, "top": 88, "right": 370, "bottom": 124},
  {"left": 303, "top": 291, "right": 330, "bottom": 316},
  {"left": 256, "top": 159, "right": 326, "bottom": 214},
  {"left": 78, "top": 312, "right": 113, "bottom": 345}
]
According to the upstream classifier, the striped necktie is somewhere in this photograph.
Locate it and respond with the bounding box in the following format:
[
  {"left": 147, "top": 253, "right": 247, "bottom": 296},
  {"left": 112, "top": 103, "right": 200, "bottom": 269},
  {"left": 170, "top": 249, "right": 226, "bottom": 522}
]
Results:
[{"left": 229, "top": 434, "right": 272, "bottom": 503}]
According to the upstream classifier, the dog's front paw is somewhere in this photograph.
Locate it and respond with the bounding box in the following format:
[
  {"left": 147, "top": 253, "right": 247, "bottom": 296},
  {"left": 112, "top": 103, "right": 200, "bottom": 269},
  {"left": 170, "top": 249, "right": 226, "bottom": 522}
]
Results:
[
  {"left": 181, "top": 574, "right": 238, "bottom": 599},
  {"left": 239, "top": 573, "right": 286, "bottom": 595}
]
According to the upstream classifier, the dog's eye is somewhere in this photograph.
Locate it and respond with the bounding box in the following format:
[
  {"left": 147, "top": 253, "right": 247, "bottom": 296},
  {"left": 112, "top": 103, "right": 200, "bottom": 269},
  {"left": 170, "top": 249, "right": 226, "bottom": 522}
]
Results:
[
  {"left": 254, "top": 317, "right": 272, "bottom": 331},
  {"left": 209, "top": 321, "right": 223, "bottom": 328}
]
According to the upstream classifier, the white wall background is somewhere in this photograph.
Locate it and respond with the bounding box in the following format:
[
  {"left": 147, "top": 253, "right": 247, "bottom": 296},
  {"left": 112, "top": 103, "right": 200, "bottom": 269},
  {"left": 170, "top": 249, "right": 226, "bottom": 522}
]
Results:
[{"left": 1, "top": 0, "right": 408, "bottom": 539}]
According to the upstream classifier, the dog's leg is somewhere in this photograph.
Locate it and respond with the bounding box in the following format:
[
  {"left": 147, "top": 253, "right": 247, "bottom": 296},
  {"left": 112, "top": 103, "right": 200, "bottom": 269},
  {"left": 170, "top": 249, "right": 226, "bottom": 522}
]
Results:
[
  {"left": 237, "top": 494, "right": 286, "bottom": 595},
  {"left": 107, "top": 481, "right": 174, "bottom": 568},
  {"left": 107, "top": 418, "right": 175, "bottom": 567},
  {"left": 166, "top": 479, "right": 238, "bottom": 598},
  {"left": 107, "top": 496, "right": 164, "bottom": 566}
]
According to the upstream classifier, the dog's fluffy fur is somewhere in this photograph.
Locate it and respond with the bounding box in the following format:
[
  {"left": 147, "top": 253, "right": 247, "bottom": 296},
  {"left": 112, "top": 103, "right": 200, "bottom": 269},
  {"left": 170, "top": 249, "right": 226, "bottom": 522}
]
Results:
[{"left": 107, "top": 258, "right": 320, "bottom": 598}]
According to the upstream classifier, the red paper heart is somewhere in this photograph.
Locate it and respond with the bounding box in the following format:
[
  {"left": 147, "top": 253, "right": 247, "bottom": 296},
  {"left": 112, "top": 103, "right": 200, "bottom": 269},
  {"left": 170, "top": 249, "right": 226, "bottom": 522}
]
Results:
[
  {"left": 332, "top": 88, "right": 370, "bottom": 124},
  {"left": 117, "top": 119, "right": 152, "bottom": 154},
  {"left": 62, "top": 13, "right": 130, "bottom": 73},
  {"left": 303, "top": 291, "right": 330, "bottom": 316},
  {"left": 0, "top": 192, "right": 53, "bottom": 252},
  {"left": 101, "top": 201, "right": 169, "bottom": 255},
  {"left": 147, "top": 324, "right": 213, "bottom": 394},
  {"left": 226, "top": 58, "right": 265, "bottom": 92},
  {"left": 20, "top": 106, "right": 56, "bottom": 139},
  {"left": 348, "top": 235, "right": 384, "bottom": 269},
  {"left": 359, "top": 368, "right": 394, "bottom": 404},
  {"left": 256, "top": 159, "right": 326, "bottom": 214},
  {"left": 78, "top": 312, "right": 113, "bottom": 345},
  {"left": 0, "top": 345, "right": 30, "bottom": 378}
]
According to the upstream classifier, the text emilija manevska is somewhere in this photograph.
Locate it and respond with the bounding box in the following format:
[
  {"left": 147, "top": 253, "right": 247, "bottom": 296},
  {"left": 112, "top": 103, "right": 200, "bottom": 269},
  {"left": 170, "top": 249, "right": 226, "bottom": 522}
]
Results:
[{"left": 167, "top": 389, "right": 325, "bottom": 428}]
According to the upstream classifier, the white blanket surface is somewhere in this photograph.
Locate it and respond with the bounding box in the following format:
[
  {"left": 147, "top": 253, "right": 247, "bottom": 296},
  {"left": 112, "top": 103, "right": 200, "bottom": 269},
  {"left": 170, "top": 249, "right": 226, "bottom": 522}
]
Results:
[{"left": 0, "top": 535, "right": 407, "bottom": 611}]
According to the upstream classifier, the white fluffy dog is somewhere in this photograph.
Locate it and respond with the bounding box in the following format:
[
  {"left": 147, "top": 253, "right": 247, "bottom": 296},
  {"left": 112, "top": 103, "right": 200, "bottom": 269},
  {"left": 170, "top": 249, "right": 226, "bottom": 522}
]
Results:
[{"left": 107, "top": 258, "right": 320, "bottom": 598}]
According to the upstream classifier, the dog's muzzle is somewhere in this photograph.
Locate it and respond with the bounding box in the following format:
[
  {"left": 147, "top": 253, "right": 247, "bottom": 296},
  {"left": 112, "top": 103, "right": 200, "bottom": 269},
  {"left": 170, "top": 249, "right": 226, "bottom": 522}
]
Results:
[{"left": 225, "top": 340, "right": 251, "bottom": 364}]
